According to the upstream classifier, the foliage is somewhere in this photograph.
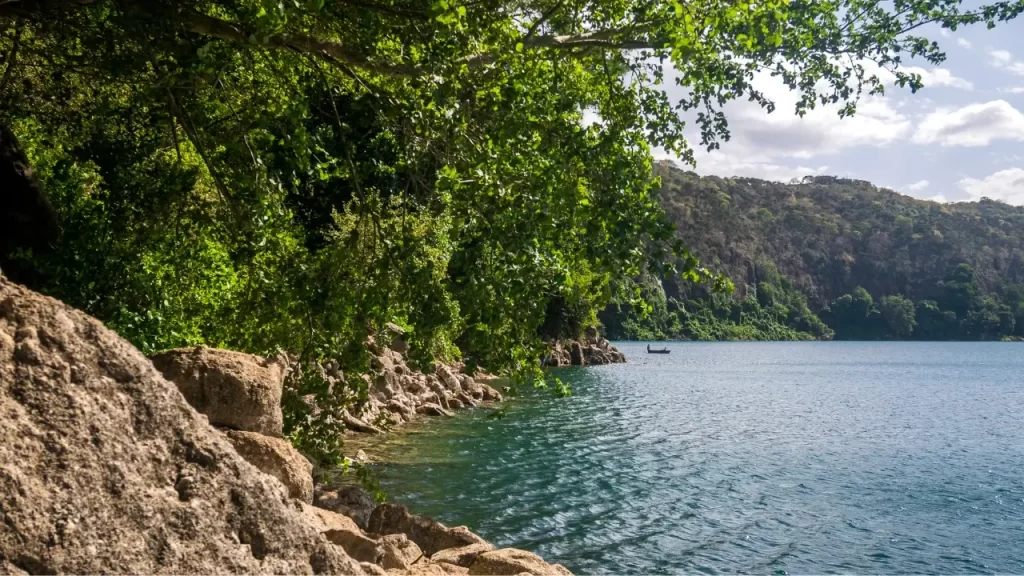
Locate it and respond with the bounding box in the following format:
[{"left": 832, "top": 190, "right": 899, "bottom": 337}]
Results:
[
  {"left": 824, "top": 266, "right": 1021, "bottom": 340},
  {"left": 601, "top": 261, "right": 833, "bottom": 341},
  {"left": 657, "top": 166, "right": 1024, "bottom": 305},
  {"left": 880, "top": 295, "right": 917, "bottom": 339},
  {"left": 608, "top": 164, "right": 1024, "bottom": 342},
  {"left": 2, "top": 0, "right": 1021, "bottom": 463}
]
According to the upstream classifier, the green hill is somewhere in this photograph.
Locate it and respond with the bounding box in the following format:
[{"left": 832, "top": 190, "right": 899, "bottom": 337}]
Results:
[{"left": 600, "top": 162, "right": 1024, "bottom": 342}]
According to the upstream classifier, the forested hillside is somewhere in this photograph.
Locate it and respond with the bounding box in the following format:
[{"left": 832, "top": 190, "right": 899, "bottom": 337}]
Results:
[{"left": 601, "top": 163, "right": 1024, "bottom": 341}]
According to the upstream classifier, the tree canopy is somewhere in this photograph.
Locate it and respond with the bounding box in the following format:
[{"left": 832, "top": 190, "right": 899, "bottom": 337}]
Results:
[{"left": 2, "top": 0, "right": 1023, "bottom": 458}]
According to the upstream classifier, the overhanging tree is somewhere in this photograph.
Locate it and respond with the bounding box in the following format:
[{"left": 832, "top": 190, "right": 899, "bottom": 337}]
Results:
[{"left": 1, "top": 0, "right": 1021, "bottom": 457}]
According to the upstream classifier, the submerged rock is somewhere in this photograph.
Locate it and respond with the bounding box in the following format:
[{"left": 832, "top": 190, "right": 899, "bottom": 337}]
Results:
[{"left": 0, "top": 279, "right": 361, "bottom": 574}]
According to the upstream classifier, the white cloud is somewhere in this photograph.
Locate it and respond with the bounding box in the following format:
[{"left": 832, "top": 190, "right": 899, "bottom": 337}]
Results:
[
  {"left": 913, "top": 100, "right": 1024, "bottom": 146},
  {"left": 1002, "top": 86, "right": 1024, "bottom": 94},
  {"left": 659, "top": 67, "right": 912, "bottom": 177},
  {"left": 856, "top": 59, "right": 972, "bottom": 90},
  {"left": 906, "top": 179, "right": 930, "bottom": 191},
  {"left": 682, "top": 149, "right": 829, "bottom": 182},
  {"left": 928, "top": 194, "right": 949, "bottom": 203},
  {"left": 714, "top": 71, "right": 911, "bottom": 157},
  {"left": 990, "top": 49, "right": 1024, "bottom": 76},
  {"left": 956, "top": 38, "right": 972, "bottom": 49},
  {"left": 899, "top": 66, "right": 974, "bottom": 90},
  {"left": 957, "top": 168, "right": 1024, "bottom": 205}
]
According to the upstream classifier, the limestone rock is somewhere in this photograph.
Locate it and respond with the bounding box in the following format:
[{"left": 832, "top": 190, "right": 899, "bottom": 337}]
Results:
[
  {"left": 389, "top": 337, "right": 409, "bottom": 355},
  {"left": 568, "top": 341, "right": 584, "bottom": 366},
  {"left": 467, "top": 549, "right": 573, "bottom": 575},
  {"left": 302, "top": 502, "right": 364, "bottom": 534},
  {"left": 456, "top": 392, "right": 477, "bottom": 407},
  {"left": 368, "top": 504, "right": 487, "bottom": 556},
  {"left": 478, "top": 384, "right": 503, "bottom": 403},
  {"left": 435, "top": 365, "right": 462, "bottom": 392},
  {"left": 363, "top": 562, "right": 389, "bottom": 575},
  {"left": 314, "top": 483, "right": 377, "bottom": 529},
  {"left": 416, "top": 403, "right": 454, "bottom": 418},
  {"left": 426, "top": 378, "right": 452, "bottom": 410},
  {"left": 378, "top": 533, "right": 423, "bottom": 570},
  {"left": 324, "top": 527, "right": 381, "bottom": 564},
  {"left": 430, "top": 543, "right": 495, "bottom": 567},
  {"left": 459, "top": 375, "right": 480, "bottom": 397},
  {"left": 223, "top": 429, "right": 313, "bottom": 503},
  {"left": 387, "top": 564, "right": 461, "bottom": 576},
  {"left": 0, "top": 279, "right": 361, "bottom": 574},
  {"left": 344, "top": 410, "right": 385, "bottom": 435},
  {"left": 151, "top": 345, "right": 285, "bottom": 436},
  {"left": 388, "top": 399, "right": 416, "bottom": 419}
]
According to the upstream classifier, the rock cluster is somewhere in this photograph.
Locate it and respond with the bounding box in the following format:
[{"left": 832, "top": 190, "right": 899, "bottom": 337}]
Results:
[
  {"left": 542, "top": 327, "right": 626, "bottom": 367},
  {"left": 343, "top": 344, "right": 505, "bottom": 434},
  {"left": 0, "top": 279, "right": 359, "bottom": 574},
  {"left": 151, "top": 346, "right": 315, "bottom": 505},
  {"left": 0, "top": 278, "right": 574, "bottom": 575}
]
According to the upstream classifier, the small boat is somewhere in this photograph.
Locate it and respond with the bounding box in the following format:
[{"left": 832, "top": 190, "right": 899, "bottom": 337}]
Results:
[{"left": 646, "top": 344, "right": 670, "bottom": 354}]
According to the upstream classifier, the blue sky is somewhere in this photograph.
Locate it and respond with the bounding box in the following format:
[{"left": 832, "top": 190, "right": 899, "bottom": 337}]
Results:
[{"left": 656, "top": 21, "right": 1024, "bottom": 205}]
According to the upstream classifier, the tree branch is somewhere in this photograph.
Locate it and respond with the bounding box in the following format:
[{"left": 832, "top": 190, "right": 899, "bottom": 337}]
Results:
[
  {"left": 0, "top": 0, "right": 96, "bottom": 20},
  {"left": 523, "top": 0, "right": 565, "bottom": 41},
  {"left": 172, "top": 7, "right": 418, "bottom": 77},
  {"left": 461, "top": 24, "right": 668, "bottom": 67},
  {"left": 0, "top": 21, "right": 22, "bottom": 95}
]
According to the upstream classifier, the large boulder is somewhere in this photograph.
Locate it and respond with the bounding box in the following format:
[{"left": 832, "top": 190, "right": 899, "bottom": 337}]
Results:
[
  {"left": 222, "top": 430, "right": 313, "bottom": 503},
  {"left": 467, "top": 549, "right": 573, "bottom": 575},
  {"left": 150, "top": 346, "right": 285, "bottom": 437},
  {"left": 314, "top": 483, "right": 377, "bottom": 529},
  {"left": 430, "top": 543, "right": 494, "bottom": 568},
  {"left": 377, "top": 533, "right": 423, "bottom": 570},
  {"left": 300, "top": 503, "right": 380, "bottom": 563},
  {"left": 367, "top": 504, "right": 487, "bottom": 557},
  {"left": 0, "top": 279, "right": 362, "bottom": 574},
  {"left": 568, "top": 342, "right": 584, "bottom": 366},
  {"left": 435, "top": 366, "right": 462, "bottom": 393}
]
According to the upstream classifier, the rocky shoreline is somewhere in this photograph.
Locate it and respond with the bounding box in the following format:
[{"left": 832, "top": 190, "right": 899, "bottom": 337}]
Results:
[{"left": 0, "top": 279, "right": 579, "bottom": 574}]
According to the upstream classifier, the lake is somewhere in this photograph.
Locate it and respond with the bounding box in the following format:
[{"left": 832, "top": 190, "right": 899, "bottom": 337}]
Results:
[{"left": 367, "top": 342, "right": 1024, "bottom": 574}]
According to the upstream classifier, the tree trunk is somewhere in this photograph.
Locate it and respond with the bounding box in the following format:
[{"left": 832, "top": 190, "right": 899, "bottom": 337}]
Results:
[{"left": 0, "top": 123, "right": 59, "bottom": 287}]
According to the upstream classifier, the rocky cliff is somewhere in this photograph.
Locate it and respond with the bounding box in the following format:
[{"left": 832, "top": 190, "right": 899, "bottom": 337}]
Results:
[{"left": 0, "top": 278, "right": 573, "bottom": 575}]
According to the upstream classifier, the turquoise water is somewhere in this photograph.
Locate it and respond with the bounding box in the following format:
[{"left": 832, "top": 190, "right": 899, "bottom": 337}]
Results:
[{"left": 370, "top": 342, "right": 1024, "bottom": 574}]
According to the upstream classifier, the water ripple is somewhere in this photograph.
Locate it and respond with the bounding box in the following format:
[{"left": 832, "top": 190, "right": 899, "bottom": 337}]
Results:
[{"left": 372, "top": 342, "right": 1024, "bottom": 574}]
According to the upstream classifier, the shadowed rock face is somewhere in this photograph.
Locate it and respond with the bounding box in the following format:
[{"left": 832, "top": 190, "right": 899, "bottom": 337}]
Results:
[
  {"left": 0, "top": 124, "right": 59, "bottom": 288},
  {"left": 0, "top": 279, "right": 363, "bottom": 574}
]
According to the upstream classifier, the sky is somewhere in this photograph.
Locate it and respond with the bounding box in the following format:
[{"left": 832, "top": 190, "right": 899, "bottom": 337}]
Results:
[{"left": 654, "top": 20, "right": 1024, "bottom": 205}]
